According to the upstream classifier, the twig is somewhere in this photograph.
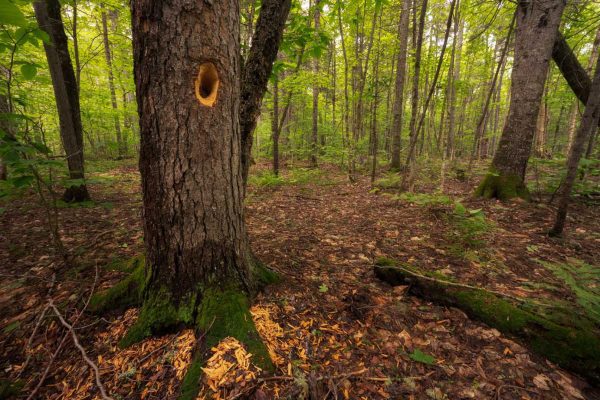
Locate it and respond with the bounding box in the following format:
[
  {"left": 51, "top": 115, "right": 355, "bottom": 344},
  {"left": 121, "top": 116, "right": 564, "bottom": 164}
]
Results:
[
  {"left": 494, "top": 384, "right": 539, "bottom": 400},
  {"left": 16, "top": 304, "right": 50, "bottom": 379},
  {"left": 49, "top": 300, "right": 113, "bottom": 400},
  {"left": 26, "top": 265, "right": 101, "bottom": 400}
]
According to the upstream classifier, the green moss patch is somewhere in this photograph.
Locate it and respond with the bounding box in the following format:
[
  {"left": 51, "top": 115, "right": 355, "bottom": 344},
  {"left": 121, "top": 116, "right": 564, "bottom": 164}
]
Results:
[
  {"left": 0, "top": 380, "right": 23, "bottom": 400},
  {"left": 89, "top": 255, "right": 147, "bottom": 313},
  {"left": 474, "top": 171, "right": 530, "bottom": 201}
]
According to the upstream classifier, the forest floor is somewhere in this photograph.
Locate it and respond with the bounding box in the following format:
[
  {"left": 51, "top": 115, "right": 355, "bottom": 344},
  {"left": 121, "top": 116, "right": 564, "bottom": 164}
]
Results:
[{"left": 1, "top": 158, "right": 599, "bottom": 400}]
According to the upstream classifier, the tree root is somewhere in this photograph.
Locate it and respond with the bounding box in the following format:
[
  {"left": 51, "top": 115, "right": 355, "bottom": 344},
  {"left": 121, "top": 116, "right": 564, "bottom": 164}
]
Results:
[
  {"left": 91, "top": 254, "right": 277, "bottom": 399},
  {"left": 374, "top": 258, "right": 600, "bottom": 385}
]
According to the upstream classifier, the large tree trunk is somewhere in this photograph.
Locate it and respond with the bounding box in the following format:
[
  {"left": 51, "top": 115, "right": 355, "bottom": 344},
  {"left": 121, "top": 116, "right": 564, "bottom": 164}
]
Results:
[
  {"left": 239, "top": 0, "right": 292, "bottom": 186},
  {"left": 476, "top": 0, "right": 566, "bottom": 201},
  {"left": 549, "top": 54, "right": 600, "bottom": 236},
  {"left": 101, "top": 7, "right": 125, "bottom": 158},
  {"left": 127, "top": 0, "right": 278, "bottom": 387},
  {"left": 389, "top": 0, "right": 410, "bottom": 170},
  {"left": 34, "top": 0, "right": 90, "bottom": 202}
]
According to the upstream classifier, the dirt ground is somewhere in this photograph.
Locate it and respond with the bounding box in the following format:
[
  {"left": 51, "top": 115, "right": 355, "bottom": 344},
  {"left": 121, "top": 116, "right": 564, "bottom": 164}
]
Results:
[{"left": 1, "top": 159, "right": 599, "bottom": 400}]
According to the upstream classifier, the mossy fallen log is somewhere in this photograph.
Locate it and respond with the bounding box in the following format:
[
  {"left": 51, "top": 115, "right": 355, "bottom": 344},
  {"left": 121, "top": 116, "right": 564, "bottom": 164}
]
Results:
[{"left": 374, "top": 258, "right": 600, "bottom": 385}]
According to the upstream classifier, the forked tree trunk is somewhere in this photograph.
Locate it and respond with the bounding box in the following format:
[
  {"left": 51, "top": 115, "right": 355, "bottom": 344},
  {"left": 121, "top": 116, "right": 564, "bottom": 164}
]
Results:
[
  {"left": 389, "top": 0, "right": 410, "bottom": 170},
  {"left": 549, "top": 54, "right": 600, "bottom": 236},
  {"left": 126, "top": 4, "right": 280, "bottom": 393},
  {"left": 476, "top": 0, "right": 566, "bottom": 200},
  {"left": 34, "top": 0, "right": 90, "bottom": 202}
]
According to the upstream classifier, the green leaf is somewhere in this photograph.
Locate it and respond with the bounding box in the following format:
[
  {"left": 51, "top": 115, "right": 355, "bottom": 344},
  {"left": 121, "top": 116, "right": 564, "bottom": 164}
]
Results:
[
  {"left": 318, "top": 284, "right": 328, "bottom": 293},
  {"left": 20, "top": 63, "right": 37, "bottom": 80},
  {"left": 409, "top": 348, "right": 436, "bottom": 365},
  {"left": 0, "top": 0, "right": 27, "bottom": 27}
]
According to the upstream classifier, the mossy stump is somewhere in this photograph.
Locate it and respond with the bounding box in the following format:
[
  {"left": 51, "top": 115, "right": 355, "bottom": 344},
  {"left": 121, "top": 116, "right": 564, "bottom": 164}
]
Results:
[
  {"left": 474, "top": 172, "right": 531, "bottom": 201},
  {"left": 91, "top": 255, "right": 278, "bottom": 399},
  {"left": 374, "top": 258, "right": 600, "bottom": 385}
]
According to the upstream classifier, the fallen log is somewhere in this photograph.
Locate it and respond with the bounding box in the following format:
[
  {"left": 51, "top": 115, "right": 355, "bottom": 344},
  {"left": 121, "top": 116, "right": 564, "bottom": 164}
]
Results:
[{"left": 374, "top": 258, "right": 600, "bottom": 385}]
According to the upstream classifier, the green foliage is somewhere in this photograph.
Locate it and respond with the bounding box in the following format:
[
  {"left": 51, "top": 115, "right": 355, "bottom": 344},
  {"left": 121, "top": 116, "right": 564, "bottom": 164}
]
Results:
[
  {"left": 409, "top": 348, "right": 436, "bottom": 365},
  {"left": 249, "top": 167, "right": 334, "bottom": 188},
  {"left": 387, "top": 192, "right": 453, "bottom": 207},
  {"left": 538, "top": 258, "right": 600, "bottom": 325},
  {"left": 449, "top": 202, "right": 492, "bottom": 249}
]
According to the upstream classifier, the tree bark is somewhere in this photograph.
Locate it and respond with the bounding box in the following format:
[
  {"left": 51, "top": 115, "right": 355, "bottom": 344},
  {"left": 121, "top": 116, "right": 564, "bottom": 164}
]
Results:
[
  {"left": 239, "top": 0, "right": 292, "bottom": 186},
  {"left": 34, "top": 0, "right": 90, "bottom": 202},
  {"left": 406, "top": 0, "right": 427, "bottom": 166},
  {"left": 310, "top": 0, "right": 321, "bottom": 167},
  {"left": 549, "top": 53, "right": 600, "bottom": 236},
  {"left": 101, "top": 6, "right": 125, "bottom": 158},
  {"left": 0, "top": 94, "right": 10, "bottom": 180},
  {"left": 272, "top": 74, "right": 280, "bottom": 175},
  {"left": 389, "top": 0, "right": 410, "bottom": 170},
  {"left": 476, "top": 0, "right": 566, "bottom": 201}
]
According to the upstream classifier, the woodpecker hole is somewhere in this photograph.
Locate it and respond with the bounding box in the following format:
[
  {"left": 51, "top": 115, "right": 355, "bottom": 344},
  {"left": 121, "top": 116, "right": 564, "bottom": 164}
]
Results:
[{"left": 195, "top": 62, "right": 219, "bottom": 107}]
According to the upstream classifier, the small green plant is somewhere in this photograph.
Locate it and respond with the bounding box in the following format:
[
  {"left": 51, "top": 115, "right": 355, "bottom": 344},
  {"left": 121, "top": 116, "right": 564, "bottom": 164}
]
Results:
[
  {"left": 450, "top": 202, "right": 492, "bottom": 249},
  {"left": 374, "top": 172, "right": 402, "bottom": 189},
  {"left": 388, "top": 192, "right": 453, "bottom": 207},
  {"left": 248, "top": 170, "right": 286, "bottom": 187},
  {"left": 538, "top": 258, "right": 600, "bottom": 325},
  {"left": 409, "top": 348, "right": 436, "bottom": 365}
]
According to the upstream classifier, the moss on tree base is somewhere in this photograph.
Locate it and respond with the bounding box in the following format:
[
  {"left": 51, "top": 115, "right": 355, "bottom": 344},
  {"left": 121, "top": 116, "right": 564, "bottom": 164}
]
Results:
[
  {"left": 91, "top": 254, "right": 277, "bottom": 399},
  {"left": 374, "top": 258, "right": 600, "bottom": 385},
  {"left": 89, "top": 256, "right": 147, "bottom": 313},
  {"left": 474, "top": 172, "right": 531, "bottom": 201}
]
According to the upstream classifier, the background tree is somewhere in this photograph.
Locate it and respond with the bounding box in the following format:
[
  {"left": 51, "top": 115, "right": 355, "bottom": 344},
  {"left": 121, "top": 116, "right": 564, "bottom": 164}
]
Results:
[
  {"left": 34, "top": 0, "right": 90, "bottom": 202},
  {"left": 476, "top": 0, "right": 566, "bottom": 200},
  {"left": 549, "top": 53, "right": 600, "bottom": 236}
]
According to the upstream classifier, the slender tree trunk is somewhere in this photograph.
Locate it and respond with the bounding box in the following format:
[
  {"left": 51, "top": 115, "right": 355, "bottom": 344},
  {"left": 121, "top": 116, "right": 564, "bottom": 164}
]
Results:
[
  {"left": 476, "top": 0, "right": 566, "bottom": 200},
  {"left": 100, "top": 6, "right": 125, "bottom": 158},
  {"left": 337, "top": 0, "right": 352, "bottom": 180},
  {"left": 406, "top": 0, "right": 427, "bottom": 166},
  {"left": 272, "top": 74, "right": 280, "bottom": 175},
  {"left": 551, "top": 104, "right": 565, "bottom": 153},
  {"left": 470, "top": 15, "right": 514, "bottom": 168},
  {"left": 72, "top": 0, "right": 81, "bottom": 92},
  {"left": 586, "top": 27, "right": 600, "bottom": 158},
  {"left": 446, "top": 15, "right": 463, "bottom": 160},
  {"left": 310, "top": 0, "right": 321, "bottom": 167},
  {"left": 371, "top": 13, "right": 382, "bottom": 183},
  {"left": 549, "top": 54, "right": 600, "bottom": 236},
  {"left": 390, "top": 0, "right": 410, "bottom": 170},
  {"left": 239, "top": 0, "right": 292, "bottom": 186},
  {"left": 566, "top": 101, "right": 579, "bottom": 153},
  {"left": 403, "top": 0, "right": 455, "bottom": 185},
  {"left": 0, "top": 94, "right": 9, "bottom": 180},
  {"left": 34, "top": 0, "right": 90, "bottom": 202}
]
